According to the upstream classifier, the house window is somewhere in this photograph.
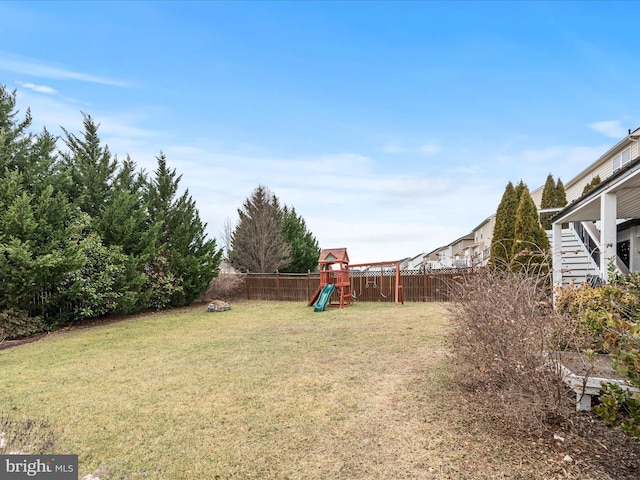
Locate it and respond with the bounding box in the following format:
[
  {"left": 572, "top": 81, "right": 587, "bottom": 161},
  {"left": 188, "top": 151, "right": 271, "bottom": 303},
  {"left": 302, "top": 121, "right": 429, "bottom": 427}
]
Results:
[{"left": 613, "top": 147, "right": 631, "bottom": 171}]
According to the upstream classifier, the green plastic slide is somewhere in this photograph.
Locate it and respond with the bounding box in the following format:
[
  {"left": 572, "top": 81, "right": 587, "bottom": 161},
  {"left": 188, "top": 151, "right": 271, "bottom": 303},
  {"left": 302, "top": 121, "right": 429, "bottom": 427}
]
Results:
[{"left": 314, "top": 284, "right": 335, "bottom": 312}]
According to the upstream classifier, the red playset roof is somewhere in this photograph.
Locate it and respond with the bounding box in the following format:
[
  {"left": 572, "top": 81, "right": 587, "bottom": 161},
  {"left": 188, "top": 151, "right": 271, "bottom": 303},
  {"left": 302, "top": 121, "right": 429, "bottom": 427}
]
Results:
[{"left": 318, "top": 248, "right": 349, "bottom": 265}]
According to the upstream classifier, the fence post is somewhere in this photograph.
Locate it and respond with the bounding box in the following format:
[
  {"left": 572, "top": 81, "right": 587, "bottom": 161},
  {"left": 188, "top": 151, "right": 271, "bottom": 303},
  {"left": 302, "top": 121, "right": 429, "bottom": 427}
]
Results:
[
  {"left": 422, "top": 269, "right": 427, "bottom": 302},
  {"left": 276, "top": 270, "right": 280, "bottom": 301}
]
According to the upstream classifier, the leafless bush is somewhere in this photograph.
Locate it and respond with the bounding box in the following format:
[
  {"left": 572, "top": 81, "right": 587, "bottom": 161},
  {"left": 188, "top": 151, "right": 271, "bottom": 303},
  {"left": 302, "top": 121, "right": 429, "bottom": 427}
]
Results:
[
  {"left": 0, "top": 412, "right": 60, "bottom": 454},
  {"left": 199, "top": 273, "right": 246, "bottom": 302},
  {"left": 446, "top": 266, "right": 586, "bottom": 436}
]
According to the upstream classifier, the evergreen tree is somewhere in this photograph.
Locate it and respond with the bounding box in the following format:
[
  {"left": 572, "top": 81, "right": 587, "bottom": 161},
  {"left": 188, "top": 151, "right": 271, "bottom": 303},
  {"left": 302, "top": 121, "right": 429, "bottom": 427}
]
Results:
[
  {"left": 555, "top": 178, "right": 567, "bottom": 207},
  {"left": 62, "top": 119, "right": 156, "bottom": 314},
  {"left": 61, "top": 114, "right": 117, "bottom": 220},
  {"left": 540, "top": 173, "right": 557, "bottom": 230},
  {"left": 489, "top": 182, "right": 518, "bottom": 269},
  {"left": 0, "top": 87, "right": 33, "bottom": 174},
  {"left": 0, "top": 89, "right": 84, "bottom": 333},
  {"left": 514, "top": 179, "right": 527, "bottom": 206},
  {"left": 511, "top": 185, "right": 550, "bottom": 273},
  {"left": 229, "top": 185, "right": 292, "bottom": 273},
  {"left": 540, "top": 174, "right": 556, "bottom": 209},
  {"left": 281, "top": 205, "right": 320, "bottom": 272},
  {"left": 99, "top": 157, "right": 158, "bottom": 313},
  {"left": 1, "top": 84, "right": 223, "bottom": 331},
  {"left": 146, "top": 153, "right": 222, "bottom": 307},
  {"left": 582, "top": 175, "right": 601, "bottom": 196}
]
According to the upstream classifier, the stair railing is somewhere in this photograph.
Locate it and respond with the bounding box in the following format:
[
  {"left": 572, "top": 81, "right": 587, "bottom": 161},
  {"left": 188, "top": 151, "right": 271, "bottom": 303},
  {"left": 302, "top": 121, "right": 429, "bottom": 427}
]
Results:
[{"left": 571, "top": 221, "right": 600, "bottom": 269}]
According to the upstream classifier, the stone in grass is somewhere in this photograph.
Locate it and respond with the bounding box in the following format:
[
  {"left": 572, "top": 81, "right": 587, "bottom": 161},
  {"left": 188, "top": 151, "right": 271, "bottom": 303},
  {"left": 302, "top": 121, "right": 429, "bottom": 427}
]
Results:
[{"left": 208, "top": 300, "right": 231, "bottom": 312}]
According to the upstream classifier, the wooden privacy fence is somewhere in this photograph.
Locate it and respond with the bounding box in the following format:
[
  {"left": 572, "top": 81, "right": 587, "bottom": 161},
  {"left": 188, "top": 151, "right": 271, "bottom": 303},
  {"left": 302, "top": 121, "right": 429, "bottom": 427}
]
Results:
[{"left": 241, "top": 269, "right": 474, "bottom": 303}]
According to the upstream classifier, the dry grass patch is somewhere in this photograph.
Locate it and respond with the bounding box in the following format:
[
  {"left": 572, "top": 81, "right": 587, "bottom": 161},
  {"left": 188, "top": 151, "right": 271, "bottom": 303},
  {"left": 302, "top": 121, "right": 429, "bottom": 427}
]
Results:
[{"left": 0, "top": 301, "right": 625, "bottom": 479}]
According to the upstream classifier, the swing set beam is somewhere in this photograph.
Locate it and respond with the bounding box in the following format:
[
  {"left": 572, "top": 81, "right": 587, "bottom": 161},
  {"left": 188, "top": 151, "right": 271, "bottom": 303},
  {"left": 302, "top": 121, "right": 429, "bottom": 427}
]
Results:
[{"left": 348, "top": 260, "right": 403, "bottom": 307}]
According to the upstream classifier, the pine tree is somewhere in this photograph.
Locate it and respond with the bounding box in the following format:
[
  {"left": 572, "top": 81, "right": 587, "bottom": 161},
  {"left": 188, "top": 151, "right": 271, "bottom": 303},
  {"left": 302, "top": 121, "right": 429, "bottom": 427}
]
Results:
[
  {"left": 490, "top": 182, "right": 518, "bottom": 269},
  {"left": 281, "top": 205, "right": 320, "bottom": 272},
  {"left": 230, "top": 185, "right": 292, "bottom": 273}
]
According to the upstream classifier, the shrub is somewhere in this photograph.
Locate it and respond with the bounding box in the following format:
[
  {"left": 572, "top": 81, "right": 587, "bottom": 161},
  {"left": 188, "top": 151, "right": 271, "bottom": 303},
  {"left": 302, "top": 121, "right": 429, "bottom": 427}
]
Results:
[
  {"left": 447, "top": 267, "right": 578, "bottom": 436},
  {"left": 0, "top": 412, "right": 59, "bottom": 454},
  {"left": 556, "top": 270, "right": 640, "bottom": 439},
  {"left": 199, "top": 273, "right": 245, "bottom": 302},
  {"left": 0, "top": 308, "right": 46, "bottom": 340},
  {"left": 593, "top": 383, "right": 640, "bottom": 438}
]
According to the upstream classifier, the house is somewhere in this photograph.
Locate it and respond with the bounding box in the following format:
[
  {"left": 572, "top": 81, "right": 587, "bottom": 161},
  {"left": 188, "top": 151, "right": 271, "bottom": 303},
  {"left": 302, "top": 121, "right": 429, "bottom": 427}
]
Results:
[
  {"left": 551, "top": 128, "right": 640, "bottom": 287},
  {"left": 403, "top": 253, "right": 429, "bottom": 270},
  {"left": 424, "top": 244, "right": 453, "bottom": 270},
  {"left": 465, "top": 214, "right": 496, "bottom": 267},
  {"left": 424, "top": 233, "right": 474, "bottom": 270},
  {"left": 417, "top": 128, "right": 640, "bottom": 283}
]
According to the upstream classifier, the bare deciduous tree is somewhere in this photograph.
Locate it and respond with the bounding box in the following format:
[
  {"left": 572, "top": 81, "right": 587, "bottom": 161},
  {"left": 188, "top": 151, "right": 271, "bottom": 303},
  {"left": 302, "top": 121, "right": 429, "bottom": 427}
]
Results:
[{"left": 221, "top": 217, "right": 234, "bottom": 260}]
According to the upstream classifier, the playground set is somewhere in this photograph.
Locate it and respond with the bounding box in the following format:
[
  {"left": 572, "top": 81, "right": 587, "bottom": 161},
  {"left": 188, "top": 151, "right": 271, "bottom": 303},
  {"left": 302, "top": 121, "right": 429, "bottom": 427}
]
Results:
[{"left": 307, "top": 248, "right": 403, "bottom": 311}]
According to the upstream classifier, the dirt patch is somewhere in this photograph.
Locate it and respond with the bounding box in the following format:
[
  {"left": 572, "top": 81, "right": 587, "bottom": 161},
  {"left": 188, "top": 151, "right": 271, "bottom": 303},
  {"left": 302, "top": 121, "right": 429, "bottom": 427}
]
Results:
[
  {"left": 0, "top": 333, "right": 48, "bottom": 351},
  {"left": 564, "top": 414, "right": 640, "bottom": 479}
]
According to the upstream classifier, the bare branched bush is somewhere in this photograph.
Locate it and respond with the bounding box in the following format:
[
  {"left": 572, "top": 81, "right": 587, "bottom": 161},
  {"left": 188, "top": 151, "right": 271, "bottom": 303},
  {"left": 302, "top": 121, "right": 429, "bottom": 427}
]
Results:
[
  {"left": 199, "top": 273, "right": 246, "bottom": 303},
  {"left": 0, "top": 413, "right": 60, "bottom": 454},
  {"left": 446, "top": 265, "right": 586, "bottom": 436}
]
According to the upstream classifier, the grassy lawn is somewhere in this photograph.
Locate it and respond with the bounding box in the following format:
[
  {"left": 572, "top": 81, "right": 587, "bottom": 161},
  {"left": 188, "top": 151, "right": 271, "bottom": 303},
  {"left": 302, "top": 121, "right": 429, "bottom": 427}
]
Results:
[{"left": 0, "top": 301, "right": 582, "bottom": 479}]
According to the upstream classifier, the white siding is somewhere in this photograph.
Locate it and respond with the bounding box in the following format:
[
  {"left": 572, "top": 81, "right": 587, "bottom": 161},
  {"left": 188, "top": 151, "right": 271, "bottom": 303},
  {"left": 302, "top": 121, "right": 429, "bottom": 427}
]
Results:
[{"left": 565, "top": 161, "right": 614, "bottom": 203}]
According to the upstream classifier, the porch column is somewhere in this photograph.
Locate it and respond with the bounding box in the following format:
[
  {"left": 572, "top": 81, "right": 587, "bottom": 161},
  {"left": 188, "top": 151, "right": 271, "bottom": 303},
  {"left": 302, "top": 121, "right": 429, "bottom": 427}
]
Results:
[
  {"left": 552, "top": 221, "right": 563, "bottom": 289},
  {"left": 600, "top": 191, "right": 617, "bottom": 277}
]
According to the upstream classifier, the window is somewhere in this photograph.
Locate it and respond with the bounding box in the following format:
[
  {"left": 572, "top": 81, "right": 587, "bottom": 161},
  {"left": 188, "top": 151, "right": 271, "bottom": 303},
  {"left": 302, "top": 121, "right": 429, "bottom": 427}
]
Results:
[{"left": 613, "top": 147, "right": 631, "bottom": 171}]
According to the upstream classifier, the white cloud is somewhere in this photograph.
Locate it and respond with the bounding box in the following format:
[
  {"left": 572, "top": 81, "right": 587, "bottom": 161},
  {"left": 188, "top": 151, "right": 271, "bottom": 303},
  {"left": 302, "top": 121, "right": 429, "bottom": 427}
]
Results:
[
  {"left": 0, "top": 54, "right": 132, "bottom": 87},
  {"left": 382, "top": 142, "right": 442, "bottom": 155},
  {"left": 588, "top": 120, "right": 627, "bottom": 139},
  {"left": 17, "top": 81, "right": 57, "bottom": 94},
  {"left": 145, "top": 142, "right": 501, "bottom": 263},
  {"left": 417, "top": 143, "right": 442, "bottom": 155}
]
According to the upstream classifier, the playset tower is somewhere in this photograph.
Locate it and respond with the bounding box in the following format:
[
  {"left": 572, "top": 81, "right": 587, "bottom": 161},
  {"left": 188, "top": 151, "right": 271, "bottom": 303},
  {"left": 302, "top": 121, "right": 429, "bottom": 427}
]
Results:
[{"left": 307, "top": 248, "right": 353, "bottom": 310}]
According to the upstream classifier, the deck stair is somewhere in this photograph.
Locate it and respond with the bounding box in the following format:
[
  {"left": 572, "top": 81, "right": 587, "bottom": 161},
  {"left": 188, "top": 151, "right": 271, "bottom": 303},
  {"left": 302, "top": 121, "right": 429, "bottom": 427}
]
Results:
[{"left": 548, "top": 227, "right": 600, "bottom": 287}]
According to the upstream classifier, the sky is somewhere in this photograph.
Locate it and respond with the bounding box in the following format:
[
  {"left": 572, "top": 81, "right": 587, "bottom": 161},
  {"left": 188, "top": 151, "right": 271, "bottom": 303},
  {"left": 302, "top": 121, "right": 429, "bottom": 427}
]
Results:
[{"left": 1, "top": 1, "right": 639, "bottom": 264}]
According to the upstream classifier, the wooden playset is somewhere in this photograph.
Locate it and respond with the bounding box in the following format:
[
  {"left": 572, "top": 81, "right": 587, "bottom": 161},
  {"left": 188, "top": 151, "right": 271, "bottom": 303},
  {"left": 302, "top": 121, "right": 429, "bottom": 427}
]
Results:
[{"left": 308, "top": 247, "right": 403, "bottom": 311}]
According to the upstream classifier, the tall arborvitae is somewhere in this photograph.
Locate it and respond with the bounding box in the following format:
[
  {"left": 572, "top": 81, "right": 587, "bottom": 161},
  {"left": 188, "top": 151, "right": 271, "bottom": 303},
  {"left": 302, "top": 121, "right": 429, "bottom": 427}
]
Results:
[
  {"left": 540, "top": 173, "right": 557, "bottom": 230},
  {"left": 555, "top": 178, "right": 567, "bottom": 208},
  {"left": 511, "top": 185, "right": 550, "bottom": 273},
  {"left": 490, "top": 182, "right": 518, "bottom": 269}
]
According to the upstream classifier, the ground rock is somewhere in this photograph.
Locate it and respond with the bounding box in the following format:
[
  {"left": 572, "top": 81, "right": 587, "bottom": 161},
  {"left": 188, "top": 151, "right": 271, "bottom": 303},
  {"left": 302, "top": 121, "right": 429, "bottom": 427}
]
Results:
[{"left": 208, "top": 300, "right": 231, "bottom": 312}]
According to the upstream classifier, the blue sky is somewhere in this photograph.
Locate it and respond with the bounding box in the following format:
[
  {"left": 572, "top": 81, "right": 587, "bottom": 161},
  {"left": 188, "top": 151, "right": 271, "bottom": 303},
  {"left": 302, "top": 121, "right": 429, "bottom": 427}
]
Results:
[{"left": 1, "top": 1, "right": 639, "bottom": 263}]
